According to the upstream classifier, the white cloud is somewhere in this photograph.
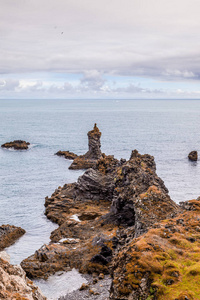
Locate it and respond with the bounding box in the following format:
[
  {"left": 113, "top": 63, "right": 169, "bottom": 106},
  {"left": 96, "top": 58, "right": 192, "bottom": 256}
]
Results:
[
  {"left": 1, "top": 75, "right": 200, "bottom": 99},
  {"left": 0, "top": 79, "right": 20, "bottom": 91},
  {"left": 80, "top": 71, "right": 105, "bottom": 91}
]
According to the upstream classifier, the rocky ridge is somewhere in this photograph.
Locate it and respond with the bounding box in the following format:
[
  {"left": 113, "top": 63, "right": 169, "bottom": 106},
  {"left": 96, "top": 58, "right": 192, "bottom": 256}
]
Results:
[{"left": 21, "top": 148, "right": 179, "bottom": 283}]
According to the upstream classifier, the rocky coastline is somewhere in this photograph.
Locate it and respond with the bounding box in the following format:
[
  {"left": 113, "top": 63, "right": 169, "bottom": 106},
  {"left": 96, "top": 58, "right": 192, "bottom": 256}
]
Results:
[
  {"left": 3, "top": 125, "right": 200, "bottom": 299},
  {"left": 19, "top": 124, "right": 200, "bottom": 300}
]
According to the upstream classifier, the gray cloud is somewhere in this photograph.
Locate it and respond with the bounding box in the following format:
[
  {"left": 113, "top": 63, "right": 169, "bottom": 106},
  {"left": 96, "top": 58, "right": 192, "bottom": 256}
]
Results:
[{"left": 0, "top": 0, "right": 200, "bottom": 83}]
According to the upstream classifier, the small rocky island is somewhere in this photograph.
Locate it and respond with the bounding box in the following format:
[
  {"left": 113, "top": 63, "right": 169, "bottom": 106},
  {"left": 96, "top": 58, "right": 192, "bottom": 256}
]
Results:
[
  {"left": 1, "top": 140, "right": 30, "bottom": 150},
  {"left": 19, "top": 125, "right": 200, "bottom": 300}
]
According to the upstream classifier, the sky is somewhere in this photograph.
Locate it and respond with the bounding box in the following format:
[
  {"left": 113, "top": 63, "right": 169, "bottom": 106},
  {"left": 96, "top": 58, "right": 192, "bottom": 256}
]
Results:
[{"left": 1, "top": 0, "right": 200, "bottom": 99}]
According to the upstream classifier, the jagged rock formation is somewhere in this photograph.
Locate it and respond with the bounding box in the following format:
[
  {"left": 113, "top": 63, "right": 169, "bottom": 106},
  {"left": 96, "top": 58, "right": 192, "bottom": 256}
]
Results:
[
  {"left": 55, "top": 150, "right": 78, "bottom": 160},
  {"left": 21, "top": 150, "right": 179, "bottom": 280},
  {"left": 69, "top": 123, "right": 102, "bottom": 169},
  {"left": 0, "top": 225, "right": 26, "bottom": 251},
  {"left": 0, "top": 256, "right": 46, "bottom": 299},
  {"left": 105, "top": 149, "right": 179, "bottom": 237},
  {"left": 109, "top": 197, "right": 200, "bottom": 300},
  {"left": 1, "top": 140, "right": 30, "bottom": 150},
  {"left": 188, "top": 150, "right": 198, "bottom": 161}
]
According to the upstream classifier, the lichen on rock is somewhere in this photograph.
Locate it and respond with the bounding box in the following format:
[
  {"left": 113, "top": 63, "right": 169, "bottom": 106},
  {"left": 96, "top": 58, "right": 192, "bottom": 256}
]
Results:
[{"left": 110, "top": 197, "right": 200, "bottom": 300}]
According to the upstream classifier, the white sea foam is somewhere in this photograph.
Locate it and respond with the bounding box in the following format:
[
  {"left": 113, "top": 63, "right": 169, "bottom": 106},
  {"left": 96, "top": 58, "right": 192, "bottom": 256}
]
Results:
[{"left": 70, "top": 214, "right": 81, "bottom": 222}]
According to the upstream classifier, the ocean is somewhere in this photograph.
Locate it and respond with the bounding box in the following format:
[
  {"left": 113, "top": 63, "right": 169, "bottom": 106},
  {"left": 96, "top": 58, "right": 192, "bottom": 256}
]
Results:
[{"left": 0, "top": 99, "right": 200, "bottom": 298}]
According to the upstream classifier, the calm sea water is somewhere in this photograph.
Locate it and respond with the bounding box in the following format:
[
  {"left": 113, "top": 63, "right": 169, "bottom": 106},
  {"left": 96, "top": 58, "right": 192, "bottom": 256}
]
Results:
[{"left": 0, "top": 99, "right": 200, "bottom": 298}]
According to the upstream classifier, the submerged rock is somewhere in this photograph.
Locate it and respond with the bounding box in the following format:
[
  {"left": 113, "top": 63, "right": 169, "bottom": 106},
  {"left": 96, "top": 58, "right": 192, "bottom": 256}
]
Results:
[
  {"left": 0, "top": 224, "right": 26, "bottom": 251},
  {"left": 188, "top": 150, "right": 198, "bottom": 161},
  {"left": 69, "top": 123, "right": 102, "bottom": 170},
  {"left": 0, "top": 257, "right": 46, "bottom": 299},
  {"left": 1, "top": 140, "right": 30, "bottom": 150},
  {"left": 55, "top": 150, "right": 78, "bottom": 160}
]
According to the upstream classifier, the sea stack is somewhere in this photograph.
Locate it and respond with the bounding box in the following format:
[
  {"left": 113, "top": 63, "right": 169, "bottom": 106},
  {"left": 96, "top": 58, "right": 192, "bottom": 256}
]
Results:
[{"left": 69, "top": 123, "right": 102, "bottom": 169}]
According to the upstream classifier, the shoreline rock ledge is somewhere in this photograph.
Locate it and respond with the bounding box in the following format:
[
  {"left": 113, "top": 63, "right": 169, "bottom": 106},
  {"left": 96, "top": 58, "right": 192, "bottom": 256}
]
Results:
[{"left": 1, "top": 140, "right": 30, "bottom": 150}]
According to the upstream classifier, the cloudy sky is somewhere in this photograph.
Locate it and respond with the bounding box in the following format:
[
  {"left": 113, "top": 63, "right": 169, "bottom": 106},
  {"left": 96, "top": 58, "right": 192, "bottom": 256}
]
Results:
[{"left": 1, "top": 0, "right": 200, "bottom": 99}]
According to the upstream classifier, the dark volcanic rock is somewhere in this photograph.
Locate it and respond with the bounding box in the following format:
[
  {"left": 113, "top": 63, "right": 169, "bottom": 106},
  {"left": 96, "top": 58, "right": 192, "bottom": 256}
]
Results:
[
  {"left": 69, "top": 123, "right": 102, "bottom": 170},
  {"left": 55, "top": 150, "right": 78, "bottom": 160},
  {"left": 104, "top": 149, "right": 180, "bottom": 237},
  {"left": 188, "top": 150, "right": 198, "bottom": 161},
  {"left": 1, "top": 140, "right": 30, "bottom": 150},
  {"left": 0, "top": 224, "right": 26, "bottom": 251}
]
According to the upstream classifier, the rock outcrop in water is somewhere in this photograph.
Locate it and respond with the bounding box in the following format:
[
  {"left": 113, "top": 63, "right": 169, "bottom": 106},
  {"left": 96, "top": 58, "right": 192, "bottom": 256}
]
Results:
[
  {"left": 1, "top": 140, "right": 30, "bottom": 150},
  {"left": 0, "top": 225, "right": 26, "bottom": 251},
  {"left": 55, "top": 150, "right": 78, "bottom": 160},
  {"left": 188, "top": 150, "right": 198, "bottom": 161}
]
